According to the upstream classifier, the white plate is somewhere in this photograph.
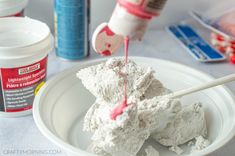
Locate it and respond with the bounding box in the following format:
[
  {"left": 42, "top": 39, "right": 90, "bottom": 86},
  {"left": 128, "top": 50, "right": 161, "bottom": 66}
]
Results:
[{"left": 33, "top": 57, "right": 235, "bottom": 156}]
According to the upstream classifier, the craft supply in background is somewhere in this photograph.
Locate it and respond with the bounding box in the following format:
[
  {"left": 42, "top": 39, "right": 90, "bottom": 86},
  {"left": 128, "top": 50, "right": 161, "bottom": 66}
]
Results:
[
  {"left": 167, "top": 24, "right": 226, "bottom": 62},
  {"left": 211, "top": 32, "right": 235, "bottom": 64},
  {"left": 0, "top": 17, "right": 54, "bottom": 117},
  {"left": 210, "top": 33, "right": 235, "bottom": 54},
  {"left": 216, "top": 9, "right": 235, "bottom": 37},
  {"left": 54, "top": 0, "right": 90, "bottom": 60},
  {"left": 190, "top": 9, "right": 235, "bottom": 39},
  {"left": 0, "top": 0, "right": 28, "bottom": 17},
  {"left": 190, "top": 8, "right": 235, "bottom": 64}
]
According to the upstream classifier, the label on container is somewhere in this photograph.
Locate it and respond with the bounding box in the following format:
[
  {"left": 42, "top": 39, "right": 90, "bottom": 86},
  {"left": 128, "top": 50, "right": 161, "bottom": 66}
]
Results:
[
  {"left": 167, "top": 24, "right": 226, "bottom": 62},
  {"left": 0, "top": 57, "right": 47, "bottom": 113}
]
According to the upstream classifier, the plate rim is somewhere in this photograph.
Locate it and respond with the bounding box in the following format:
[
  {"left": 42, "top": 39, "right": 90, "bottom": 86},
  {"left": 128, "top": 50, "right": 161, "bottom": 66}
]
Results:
[{"left": 33, "top": 56, "right": 235, "bottom": 156}]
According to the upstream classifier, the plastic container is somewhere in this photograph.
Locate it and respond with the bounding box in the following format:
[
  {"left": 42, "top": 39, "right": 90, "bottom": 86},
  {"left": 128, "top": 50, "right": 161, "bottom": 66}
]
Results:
[
  {"left": 109, "top": 0, "right": 168, "bottom": 38},
  {"left": 0, "top": 0, "right": 28, "bottom": 17},
  {"left": 92, "top": 0, "right": 168, "bottom": 56},
  {"left": 33, "top": 57, "right": 235, "bottom": 156},
  {"left": 0, "top": 17, "right": 54, "bottom": 117}
]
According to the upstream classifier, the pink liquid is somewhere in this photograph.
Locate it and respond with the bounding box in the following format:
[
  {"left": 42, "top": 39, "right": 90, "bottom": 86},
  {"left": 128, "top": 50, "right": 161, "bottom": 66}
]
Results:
[{"left": 110, "top": 37, "right": 129, "bottom": 120}]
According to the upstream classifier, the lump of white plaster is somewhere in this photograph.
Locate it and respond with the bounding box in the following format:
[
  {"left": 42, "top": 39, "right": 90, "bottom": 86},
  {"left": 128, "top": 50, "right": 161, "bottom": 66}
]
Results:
[
  {"left": 77, "top": 58, "right": 209, "bottom": 156},
  {"left": 77, "top": 58, "right": 155, "bottom": 104},
  {"left": 142, "top": 146, "right": 159, "bottom": 156},
  {"left": 191, "top": 136, "right": 210, "bottom": 152},
  {"left": 88, "top": 102, "right": 150, "bottom": 156},
  {"left": 169, "top": 146, "right": 184, "bottom": 155},
  {"left": 152, "top": 103, "right": 207, "bottom": 147}
]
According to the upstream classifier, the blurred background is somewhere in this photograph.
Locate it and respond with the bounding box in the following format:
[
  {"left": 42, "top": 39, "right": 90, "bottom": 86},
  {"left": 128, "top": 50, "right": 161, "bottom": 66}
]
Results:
[{"left": 25, "top": 0, "right": 223, "bottom": 32}]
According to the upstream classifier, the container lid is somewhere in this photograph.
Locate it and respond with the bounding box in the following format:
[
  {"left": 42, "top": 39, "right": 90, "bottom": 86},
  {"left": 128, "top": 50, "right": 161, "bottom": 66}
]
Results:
[
  {"left": 0, "top": 17, "right": 53, "bottom": 62},
  {"left": 0, "top": 0, "right": 28, "bottom": 17},
  {"left": 92, "top": 23, "right": 123, "bottom": 56}
]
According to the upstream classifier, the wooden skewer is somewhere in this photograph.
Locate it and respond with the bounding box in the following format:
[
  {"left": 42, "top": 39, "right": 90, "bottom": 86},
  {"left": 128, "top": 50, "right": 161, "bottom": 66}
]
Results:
[{"left": 168, "top": 73, "right": 235, "bottom": 99}]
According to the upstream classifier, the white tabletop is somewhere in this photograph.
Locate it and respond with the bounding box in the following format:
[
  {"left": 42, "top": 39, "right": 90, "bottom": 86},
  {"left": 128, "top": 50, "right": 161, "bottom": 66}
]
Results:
[{"left": 0, "top": 30, "right": 235, "bottom": 156}]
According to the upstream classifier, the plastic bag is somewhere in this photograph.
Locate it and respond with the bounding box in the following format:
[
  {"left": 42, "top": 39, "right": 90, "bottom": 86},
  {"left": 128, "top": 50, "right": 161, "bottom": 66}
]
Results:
[{"left": 193, "top": 0, "right": 235, "bottom": 38}]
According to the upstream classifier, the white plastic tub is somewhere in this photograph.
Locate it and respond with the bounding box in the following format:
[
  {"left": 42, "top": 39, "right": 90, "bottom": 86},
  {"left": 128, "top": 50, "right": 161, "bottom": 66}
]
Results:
[
  {"left": 0, "top": 17, "right": 54, "bottom": 117},
  {"left": 33, "top": 57, "right": 235, "bottom": 156},
  {"left": 0, "top": 0, "right": 28, "bottom": 17}
]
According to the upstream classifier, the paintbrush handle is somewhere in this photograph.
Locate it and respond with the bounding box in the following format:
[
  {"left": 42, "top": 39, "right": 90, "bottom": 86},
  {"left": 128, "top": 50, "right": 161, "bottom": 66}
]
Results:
[{"left": 169, "top": 73, "right": 235, "bottom": 98}]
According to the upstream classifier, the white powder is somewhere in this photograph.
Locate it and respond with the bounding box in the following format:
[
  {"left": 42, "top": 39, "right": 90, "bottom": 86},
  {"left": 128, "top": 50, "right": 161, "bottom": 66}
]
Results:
[
  {"left": 142, "top": 146, "right": 160, "bottom": 156},
  {"left": 191, "top": 136, "right": 210, "bottom": 151},
  {"left": 169, "top": 146, "right": 184, "bottom": 155},
  {"left": 77, "top": 58, "right": 209, "bottom": 156},
  {"left": 87, "top": 141, "right": 111, "bottom": 156},
  {"left": 187, "top": 141, "right": 194, "bottom": 147}
]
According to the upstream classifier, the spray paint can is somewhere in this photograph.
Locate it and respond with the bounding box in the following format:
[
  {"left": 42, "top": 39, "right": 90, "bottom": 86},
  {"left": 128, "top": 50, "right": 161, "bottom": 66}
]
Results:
[{"left": 54, "top": 0, "right": 90, "bottom": 60}]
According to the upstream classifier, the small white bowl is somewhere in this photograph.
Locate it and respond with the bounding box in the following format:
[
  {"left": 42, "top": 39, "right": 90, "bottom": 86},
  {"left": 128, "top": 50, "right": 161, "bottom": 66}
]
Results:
[{"left": 33, "top": 57, "right": 235, "bottom": 156}]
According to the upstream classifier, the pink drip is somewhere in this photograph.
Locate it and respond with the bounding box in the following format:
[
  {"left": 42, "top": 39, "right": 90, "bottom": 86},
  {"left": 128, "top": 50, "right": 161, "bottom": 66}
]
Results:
[{"left": 110, "top": 37, "right": 129, "bottom": 120}]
